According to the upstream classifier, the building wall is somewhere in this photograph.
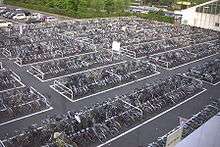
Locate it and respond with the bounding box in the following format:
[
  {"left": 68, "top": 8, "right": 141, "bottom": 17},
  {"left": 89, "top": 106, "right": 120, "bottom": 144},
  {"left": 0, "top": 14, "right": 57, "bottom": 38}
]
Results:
[
  {"left": 178, "top": 7, "right": 220, "bottom": 31},
  {"left": 194, "top": 12, "right": 220, "bottom": 31}
]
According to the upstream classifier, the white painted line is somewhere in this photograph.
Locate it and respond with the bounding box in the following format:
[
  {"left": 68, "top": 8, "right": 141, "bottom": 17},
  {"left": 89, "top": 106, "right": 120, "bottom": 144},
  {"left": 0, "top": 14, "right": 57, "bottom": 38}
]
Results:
[
  {"left": 30, "top": 86, "right": 52, "bottom": 107},
  {"left": 214, "top": 81, "right": 220, "bottom": 86},
  {"left": 0, "top": 140, "right": 5, "bottom": 147},
  {"left": 0, "top": 72, "right": 26, "bottom": 92},
  {"left": 51, "top": 72, "right": 160, "bottom": 103},
  {"left": 118, "top": 98, "right": 143, "bottom": 116},
  {"left": 9, "top": 58, "right": 17, "bottom": 61},
  {"left": 27, "top": 70, "right": 45, "bottom": 82},
  {"left": 0, "top": 85, "right": 26, "bottom": 93},
  {"left": 0, "top": 107, "right": 53, "bottom": 127},
  {"left": 50, "top": 85, "right": 75, "bottom": 103},
  {"left": 0, "top": 70, "right": 26, "bottom": 93},
  {"left": 13, "top": 61, "right": 23, "bottom": 67},
  {"left": 14, "top": 51, "right": 98, "bottom": 67},
  {"left": 97, "top": 88, "right": 207, "bottom": 147}
]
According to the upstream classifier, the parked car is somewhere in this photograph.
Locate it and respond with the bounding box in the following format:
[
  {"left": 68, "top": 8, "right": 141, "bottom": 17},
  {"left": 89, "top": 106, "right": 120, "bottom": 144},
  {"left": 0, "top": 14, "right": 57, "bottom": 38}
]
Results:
[
  {"left": 0, "top": 7, "right": 7, "bottom": 10},
  {"left": 3, "top": 11, "right": 11, "bottom": 18},
  {"left": 16, "top": 9, "right": 31, "bottom": 16},
  {"left": 45, "top": 16, "right": 57, "bottom": 22},
  {"left": 0, "top": 20, "right": 13, "bottom": 28},
  {"left": 0, "top": 8, "right": 10, "bottom": 15},
  {"left": 7, "top": 12, "right": 17, "bottom": 19},
  {"left": 30, "top": 13, "right": 42, "bottom": 19},
  {"left": 12, "top": 13, "right": 27, "bottom": 20}
]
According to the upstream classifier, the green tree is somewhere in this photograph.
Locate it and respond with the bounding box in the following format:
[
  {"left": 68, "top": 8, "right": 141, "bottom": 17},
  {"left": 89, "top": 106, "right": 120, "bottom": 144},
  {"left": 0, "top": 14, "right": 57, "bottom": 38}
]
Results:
[
  {"left": 90, "top": 0, "right": 104, "bottom": 12},
  {"left": 114, "top": 0, "right": 131, "bottom": 13},
  {"left": 104, "top": 0, "right": 115, "bottom": 14},
  {"left": 66, "top": 0, "right": 80, "bottom": 11},
  {"left": 78, "top": 0, "right": 89, "bottom": 12},
  {"left": 114, "top": 0, "right": 124, "bottom": 13}
]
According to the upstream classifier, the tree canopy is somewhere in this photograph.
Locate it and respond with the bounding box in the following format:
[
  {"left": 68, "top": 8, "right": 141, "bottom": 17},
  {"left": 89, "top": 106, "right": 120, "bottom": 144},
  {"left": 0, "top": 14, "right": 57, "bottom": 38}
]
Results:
[{"left": 5, "top": 0, "right": 131, "bottom": 17}]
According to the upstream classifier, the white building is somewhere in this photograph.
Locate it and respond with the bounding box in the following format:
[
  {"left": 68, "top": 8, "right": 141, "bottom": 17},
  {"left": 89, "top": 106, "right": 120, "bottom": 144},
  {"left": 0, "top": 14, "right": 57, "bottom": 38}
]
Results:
[{"left": 176, "top": 0, "right": 220, "bottom": 31}]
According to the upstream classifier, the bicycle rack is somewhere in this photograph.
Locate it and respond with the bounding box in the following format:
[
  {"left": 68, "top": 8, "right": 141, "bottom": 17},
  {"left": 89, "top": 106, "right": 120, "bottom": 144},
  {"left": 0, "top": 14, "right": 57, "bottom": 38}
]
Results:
[
  {"left": 2, "top": 48, "right": 11, "bottom": 58},
  {"left": 119, "top": 48, "right": 137, "bottom": 59},
  {"left": 30, "top": 87, "right": 51, "bottom": 108},
  {"left": 116, "top": 96, "right": 144, "bottom": 116},
  {"left": 29, "top": 66, "right": 45, "bottom": 80},
  {"left": 149, "top": 56, "right": 169, "bottom": 69},
  {"left": 53, "top": 80, "right": 73, "bottom": 99}
]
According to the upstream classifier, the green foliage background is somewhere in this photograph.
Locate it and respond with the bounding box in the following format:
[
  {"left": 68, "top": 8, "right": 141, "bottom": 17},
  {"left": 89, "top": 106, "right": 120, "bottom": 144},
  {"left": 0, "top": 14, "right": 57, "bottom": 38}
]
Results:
[
  {"left": 144, "top": 0, "right": 210, "bottom": 6},
  {"left": 4, "top": 0, "right": 174, "bottom": 23},
  {"left": 4, "top": 0, "right": 132, "bottom": 18}
]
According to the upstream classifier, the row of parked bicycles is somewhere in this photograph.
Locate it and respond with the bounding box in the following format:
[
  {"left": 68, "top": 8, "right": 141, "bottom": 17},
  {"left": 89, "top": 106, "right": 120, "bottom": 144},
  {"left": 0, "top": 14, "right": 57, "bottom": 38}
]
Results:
[
  {"left": 1, "top": 25, "right": 94, "bottom": 65},
  {"left": 1, "top": 73, "right": 205, "bottom": 147},
  {"left": 118, "top": 74, "right": 204, "bottom": 114},
  {"left": 0, "top": 69, "right": 23, "bottom": 92},
  {"left": 150, "top": 40, "right": 220, "bottom": 69},
  {"left": 1, "top": 17, "right": 218, "bottom": 67},
  {"left": 187, "top": 58, "right": 220, "bottom": 84},
  {"left": 147, "top": 99, "right": 220, "bottom": 147},
  {"left": 28, "top": 51, "right": 123, "bottom": 80},
  {"left": 122, "top": 30, "right": 219, "bottom": 58},
  {"left": 57, "top": 18, "right": 204, "bottom": 50},
  {"left": 0, "top": 86, "right": 51, "bottom": 124},
  {"left": 0, "top": 16, "right": 219, "bottom": 147},
  {"left": 2, "top": 97, "right": 142, "bottom": 147},
  {"left": 14, "top": 38, "right": 94, "bottom": 66},
  {"left": 52, "top": 60, "right": 156, "bottom": 99}
]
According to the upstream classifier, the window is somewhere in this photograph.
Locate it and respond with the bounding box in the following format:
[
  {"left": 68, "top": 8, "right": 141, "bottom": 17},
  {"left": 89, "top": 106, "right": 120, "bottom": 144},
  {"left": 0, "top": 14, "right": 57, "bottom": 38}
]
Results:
[{"left": 215, "top": 23, "right": 220, "bottom": 27}]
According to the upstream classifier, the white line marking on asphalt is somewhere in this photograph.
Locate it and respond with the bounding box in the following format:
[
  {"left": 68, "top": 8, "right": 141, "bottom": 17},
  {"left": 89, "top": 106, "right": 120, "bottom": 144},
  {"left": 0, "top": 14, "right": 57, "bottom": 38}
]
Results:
[
  {"left": 0, "top": 85, "right": 26, "bottom": 93},
  {"left": 0, "top": 140, "right": 5, "bottom": 147},
  {"left": 50, "top": 72, "right": 160, "bottom": 103},
  {"left": 214, "top": 81, "right": 220, "bottom": 86},
  {"left": 27, "top": 69, "right": 45, "bottom": 82},
  {"left": 117, "top": 98, "right": 143, "bottom": 116},
  {"left": 0, "top": 107, "right": 53, "bottom": 127},
  {"left": 97, "top": 88, "right": 207, "bottom": 147}
]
